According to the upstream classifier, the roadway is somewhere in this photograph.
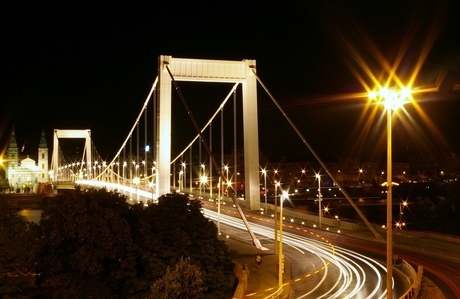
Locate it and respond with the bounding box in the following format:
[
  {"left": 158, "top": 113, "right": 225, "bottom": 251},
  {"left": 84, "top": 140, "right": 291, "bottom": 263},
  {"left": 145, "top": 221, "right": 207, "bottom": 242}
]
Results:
[
  {"left": 204, "top": 203, "right": 410, "bottom": 299},
  {"left": 202, "top": 200, "right": 460, "bottom": 298}
]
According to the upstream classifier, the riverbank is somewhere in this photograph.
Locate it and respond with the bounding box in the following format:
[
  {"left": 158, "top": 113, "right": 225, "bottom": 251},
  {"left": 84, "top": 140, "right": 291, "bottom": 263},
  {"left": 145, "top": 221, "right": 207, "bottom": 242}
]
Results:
[{"left": 0, "top": 193, "right": 47, "bottom": 209}]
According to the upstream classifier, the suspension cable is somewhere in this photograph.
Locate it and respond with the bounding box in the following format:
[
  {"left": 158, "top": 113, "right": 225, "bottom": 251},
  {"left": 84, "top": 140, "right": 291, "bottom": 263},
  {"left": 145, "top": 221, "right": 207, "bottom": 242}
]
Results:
[
  {"left": 170, "top": 82, "right": 240, "bottom": 164},
  {"left": 251, "top": 68, "right": 384, "bottom": 242},
  {"left": 99, "top": 76, "right": 159, "bottom": 176}
]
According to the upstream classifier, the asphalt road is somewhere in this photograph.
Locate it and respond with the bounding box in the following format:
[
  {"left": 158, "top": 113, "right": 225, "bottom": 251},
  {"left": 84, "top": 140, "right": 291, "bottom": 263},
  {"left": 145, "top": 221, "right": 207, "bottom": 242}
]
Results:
[
  {"left": 204, "top": 203, "right": 411, "bottom": 298},
  {"left": 203, "top": 201, "right": 460, "bottom": 298}
]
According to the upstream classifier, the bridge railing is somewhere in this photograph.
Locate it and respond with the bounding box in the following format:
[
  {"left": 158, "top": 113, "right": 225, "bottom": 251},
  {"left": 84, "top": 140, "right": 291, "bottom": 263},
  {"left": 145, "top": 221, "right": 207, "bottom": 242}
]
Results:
[
  {"left": 263, "top": 286, "right": 284, "bottom": 299},
  {"left": 398, "top": 262, "right": 422, "bottom": 299}
]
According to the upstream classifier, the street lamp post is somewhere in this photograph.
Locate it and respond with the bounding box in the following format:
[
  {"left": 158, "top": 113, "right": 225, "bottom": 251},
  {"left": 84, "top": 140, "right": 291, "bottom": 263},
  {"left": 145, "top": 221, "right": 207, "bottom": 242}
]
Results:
[
  {"left": 179, "top": 170, "right": 183, "bottom": 192},
  {"left": 385, "top": 103, "right": 394, "bottom": 299},
  {"left": 369, "top": 86, "right": 412, "bottom": 299},
  {"left": 316, "top": 173, "right": 322, "bottom": 228},
  {"left": 200, "top": 164, "right": 205, "bottom": 198},
  {"left": 224, "top": 165, "right": 229, "bottom": 183},
  {"left": 262, "top": 169, "right": 267, "bottom": 214},
  {"left": 274, "top": 181, "right": 280, "bottom": 255},
  {"left": 149, "top": 181, "right": 154, "bottom": 201},
  {"left": 217, "top": 177, "right": 221, "bottom": 234},
  {"left": 279, "top": 190, "right": 287, "bottom": 288},
  {"left": 133, "top": 176, "right": 140, "bottom": 201},
  {"left": 182, "top": 162, "right": 186, "bottom": 193},
  {"left": 224, "top": 165, "right": 230, "bottom": 200},
  {"left": 335, "top": 215, "right": 340, "bottom": 232},
  {"left": 200, "top": 175, "right": 207, "bottom": 199}
]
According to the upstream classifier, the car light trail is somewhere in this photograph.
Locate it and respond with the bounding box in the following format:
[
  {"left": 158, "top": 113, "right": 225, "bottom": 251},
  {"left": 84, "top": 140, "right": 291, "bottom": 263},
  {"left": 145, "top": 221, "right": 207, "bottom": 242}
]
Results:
[{"left": 204, "top": 208, "right": 388, "bottom": 298}]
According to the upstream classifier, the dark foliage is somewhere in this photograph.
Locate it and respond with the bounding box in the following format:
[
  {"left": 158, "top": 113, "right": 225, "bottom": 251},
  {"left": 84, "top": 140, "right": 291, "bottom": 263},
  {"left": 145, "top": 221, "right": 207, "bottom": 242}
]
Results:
[
  {"left": 36, "top": 189, "right": 235, "bottom": 298},
  {"left": 0, "top": 201, "right": 40, "bottom": 295},
  {"left": 148, "top": 257, "right": 205, "bottom": 299}
]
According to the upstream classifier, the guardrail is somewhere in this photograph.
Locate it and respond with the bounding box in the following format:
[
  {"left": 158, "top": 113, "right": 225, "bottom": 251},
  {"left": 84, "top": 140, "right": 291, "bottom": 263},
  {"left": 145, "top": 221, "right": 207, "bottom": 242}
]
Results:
[
  {"left": 263, "top": 286, "right": 284, "bottom": 299},
  {"left": 399, "top": 261, "right": 422, "bottom": 299}
]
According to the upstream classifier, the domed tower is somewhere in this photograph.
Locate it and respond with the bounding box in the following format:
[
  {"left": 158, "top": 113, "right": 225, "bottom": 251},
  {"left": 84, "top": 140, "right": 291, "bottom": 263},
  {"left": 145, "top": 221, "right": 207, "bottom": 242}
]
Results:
[
  {"left": 38, "top": 129, "right": 49, "bottom": 183},
  {"left": 5, "top": 127, "right": 19, "bottom": 185}
]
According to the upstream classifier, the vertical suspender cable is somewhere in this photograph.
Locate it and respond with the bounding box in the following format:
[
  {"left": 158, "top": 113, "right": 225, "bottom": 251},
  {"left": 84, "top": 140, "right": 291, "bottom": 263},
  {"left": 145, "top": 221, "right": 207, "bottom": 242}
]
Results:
[
  {"left": 199, "top": 132, "right": 202, "bottom": 167},
  {"left": 153, "top": 84, "right": 157, "bottom": 178},
  {"left": 130, "top": 132, "right": 132, "bottom": 195},
  {"left": 210, "top": 122, "right": 212, "bottom": 199},
  {"left": 190, "top": 146, "right": 192, "bottom": 194},
  {"left": 136, "top": 124, "right": 140, "bottom": 201},
  {"left": 144, "top": 102, "right": 148, "bottom": 185},
  {"left": 123, "top": 146, "right": 126, "bottom": 194},
  {"left": 233, "top": 90, "right": 238, "bottom": 198},
  {"left": 221, "top": 106, "right": 224, "bottom": 194}
]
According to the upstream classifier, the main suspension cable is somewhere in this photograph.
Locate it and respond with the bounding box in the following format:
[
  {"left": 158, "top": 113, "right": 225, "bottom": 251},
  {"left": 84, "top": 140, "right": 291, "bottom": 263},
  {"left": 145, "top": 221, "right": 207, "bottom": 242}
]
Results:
[{"left": 251, "top": 68, "right": 384, "bottom": 242}]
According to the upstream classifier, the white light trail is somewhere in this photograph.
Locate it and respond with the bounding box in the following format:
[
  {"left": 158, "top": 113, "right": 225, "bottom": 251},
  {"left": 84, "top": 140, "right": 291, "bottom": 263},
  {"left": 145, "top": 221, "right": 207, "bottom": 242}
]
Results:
[{"left": 204, "top": 209, "right": 387, "bottom": 299}]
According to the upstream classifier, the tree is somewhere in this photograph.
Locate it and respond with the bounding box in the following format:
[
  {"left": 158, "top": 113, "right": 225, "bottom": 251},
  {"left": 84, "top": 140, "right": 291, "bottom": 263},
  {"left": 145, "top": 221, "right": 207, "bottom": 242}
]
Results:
[
  {"left": 126, "top": 193, "right": 236, "bottom": 298},
  {"left": 35, "top": 190, "right": 236, "bottom": 298},
  {"left": 37, "top": 188, "right": 132, "bottom": 298},
  {"left": 0, "top": 200, "right": 40, "bottom": 295},
  {"left": 148, "top": 257, "right": 205, "bottom": 299}
]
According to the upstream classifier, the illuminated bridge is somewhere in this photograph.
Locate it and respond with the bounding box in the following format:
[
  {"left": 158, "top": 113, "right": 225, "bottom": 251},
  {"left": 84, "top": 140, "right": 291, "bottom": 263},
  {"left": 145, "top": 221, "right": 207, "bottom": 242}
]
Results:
[
  {"left": 48, "top": 55, "right": 422, "bottom": 298},
  {"left": 49, "top": 54, "right": 385, "bottom": 248}
]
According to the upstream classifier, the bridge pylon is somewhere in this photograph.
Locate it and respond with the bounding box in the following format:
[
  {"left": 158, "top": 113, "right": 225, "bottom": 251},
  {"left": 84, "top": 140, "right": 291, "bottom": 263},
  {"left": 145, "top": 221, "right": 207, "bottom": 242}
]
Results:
[
  {"left": 51, "top": 129, "right": 92, "bottom": 182},
  {"left": 157, "top": 55, "right": 261, "bottom": 210}
]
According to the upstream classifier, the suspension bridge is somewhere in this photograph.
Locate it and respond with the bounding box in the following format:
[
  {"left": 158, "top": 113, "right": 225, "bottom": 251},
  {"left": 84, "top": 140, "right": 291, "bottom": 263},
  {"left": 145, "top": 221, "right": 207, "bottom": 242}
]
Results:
[{"left": 49, "top": 55, "right": 383, "bottom": 248}]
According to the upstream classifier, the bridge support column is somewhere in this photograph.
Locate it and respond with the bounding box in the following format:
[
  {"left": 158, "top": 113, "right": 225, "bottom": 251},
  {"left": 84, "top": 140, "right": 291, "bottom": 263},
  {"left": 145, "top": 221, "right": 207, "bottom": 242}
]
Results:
[
  {"left": 156, "top": 56, "right": 172, "bottom": 198},
  {"left": 242, "top": 60, "right": 260, "bottom": 210}
]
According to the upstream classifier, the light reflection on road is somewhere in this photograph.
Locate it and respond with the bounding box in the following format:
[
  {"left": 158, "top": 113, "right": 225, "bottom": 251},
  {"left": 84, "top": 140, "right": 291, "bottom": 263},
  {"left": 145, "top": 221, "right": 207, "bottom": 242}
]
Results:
[{"left": 204, "top": 208, "right": 389, "bottom": 299}]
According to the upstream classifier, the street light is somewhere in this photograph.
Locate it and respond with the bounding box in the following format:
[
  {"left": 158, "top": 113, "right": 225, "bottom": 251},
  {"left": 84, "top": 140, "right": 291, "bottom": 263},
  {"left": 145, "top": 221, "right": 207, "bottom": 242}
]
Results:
[
  {"left": 273, "top": 181, "right": 280, "bottom": 255},
  {"left": 335, "top": 215, "right": 340, "bottom": 233},
  {"left": 200, "top": 164, "right": 205, "bottom": 198},
  {"left": 179, "top": 170, "right": 183, "bottom": 192},
  {"left": 200, "top": 175, "right": 207, "bottom": 199},
  {"left": 133, "top": 176, "right": 140, "bottom": 201},
  {"left": 148, "top": 181, "right": 155, "bottom": 201},
  {"left": 182, "top": 162, "right": 186, "bottom": 193},
  {"left": 315, "top": 173, "right": 322, "bottom": 228},
  {"left": 279, "top": 190, "right": 288, "bottom": 288},
  {"left": 224, "top": 165, "right": 229, "bottom": 182},
  {"left": 398, "top": 200, "right": 408, "bottom": 229},
  {"left": 262, "top": 169, "right": 267, "bottom": 214},
  {"left": 369, "top": 85, "right": 412, "bottom": 299}
]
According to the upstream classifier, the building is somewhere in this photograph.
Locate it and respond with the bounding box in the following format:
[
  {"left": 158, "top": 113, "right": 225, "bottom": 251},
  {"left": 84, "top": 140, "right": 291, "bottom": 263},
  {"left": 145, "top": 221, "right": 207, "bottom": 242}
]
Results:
[{"left": 5, "top": 128, "right": 49, "bottom": 192}]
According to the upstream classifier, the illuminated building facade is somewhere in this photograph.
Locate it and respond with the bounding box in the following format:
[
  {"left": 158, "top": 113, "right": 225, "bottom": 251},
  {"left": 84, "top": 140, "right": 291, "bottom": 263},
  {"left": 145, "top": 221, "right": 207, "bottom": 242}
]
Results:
[{"left": 5, "top": 128, "right": 49, "bottom": 192}]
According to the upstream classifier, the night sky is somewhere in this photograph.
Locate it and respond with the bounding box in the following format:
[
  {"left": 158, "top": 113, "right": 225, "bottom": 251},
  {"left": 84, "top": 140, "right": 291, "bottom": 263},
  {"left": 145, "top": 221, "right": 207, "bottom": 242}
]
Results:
[{"left": 2, "top": 1, "right": 460, "bottom": 164}]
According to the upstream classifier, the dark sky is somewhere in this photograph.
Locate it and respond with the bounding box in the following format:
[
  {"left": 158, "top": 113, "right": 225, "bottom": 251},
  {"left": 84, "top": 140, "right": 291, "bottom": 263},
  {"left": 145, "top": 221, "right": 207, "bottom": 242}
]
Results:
[{"left": 2, "top": 0, "right": 460, "bottom": 164}]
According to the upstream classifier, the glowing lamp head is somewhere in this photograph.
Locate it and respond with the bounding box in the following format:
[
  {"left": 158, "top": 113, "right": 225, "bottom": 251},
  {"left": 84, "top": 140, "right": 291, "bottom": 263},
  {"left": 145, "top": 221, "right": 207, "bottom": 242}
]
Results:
[
  {"left": 369, "top": 86, "right": 413, "bottom": 111},
  {"left": 282, "top": 190, "right": 288, "bottom": 199}
]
